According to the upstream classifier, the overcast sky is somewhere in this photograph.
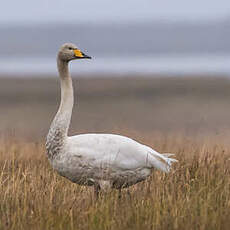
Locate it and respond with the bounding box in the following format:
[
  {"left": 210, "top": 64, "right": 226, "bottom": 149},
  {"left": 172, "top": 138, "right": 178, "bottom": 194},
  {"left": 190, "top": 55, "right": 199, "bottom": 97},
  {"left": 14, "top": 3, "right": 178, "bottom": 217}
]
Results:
[{"left": 1, "top": 0, "right": 230, "bottom": 25}]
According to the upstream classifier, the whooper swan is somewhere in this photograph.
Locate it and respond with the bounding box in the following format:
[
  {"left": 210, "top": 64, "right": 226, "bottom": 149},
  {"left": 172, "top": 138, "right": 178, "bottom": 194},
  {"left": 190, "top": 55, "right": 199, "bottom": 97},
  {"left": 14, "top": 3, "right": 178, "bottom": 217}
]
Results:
[{"left": 46, "top": 43, "right": 177, "bottom": 196}]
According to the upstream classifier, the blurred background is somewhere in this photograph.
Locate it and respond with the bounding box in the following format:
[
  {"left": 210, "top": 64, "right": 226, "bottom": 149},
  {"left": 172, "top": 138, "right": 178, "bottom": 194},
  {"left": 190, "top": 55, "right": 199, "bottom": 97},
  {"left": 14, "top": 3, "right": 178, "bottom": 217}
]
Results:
[
  {"left": 1, "top": 0, "right": 230, "bottom": 142},
  {"left": 1, "top": 0, "right": 230, "bottom": 76}
]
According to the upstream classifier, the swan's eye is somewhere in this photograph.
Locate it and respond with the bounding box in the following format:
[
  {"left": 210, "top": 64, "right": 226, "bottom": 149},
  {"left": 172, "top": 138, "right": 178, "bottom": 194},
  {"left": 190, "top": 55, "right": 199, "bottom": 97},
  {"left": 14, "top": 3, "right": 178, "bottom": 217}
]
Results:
[{"left": 68, "top": 47, "right": 72, "bottom": 50}]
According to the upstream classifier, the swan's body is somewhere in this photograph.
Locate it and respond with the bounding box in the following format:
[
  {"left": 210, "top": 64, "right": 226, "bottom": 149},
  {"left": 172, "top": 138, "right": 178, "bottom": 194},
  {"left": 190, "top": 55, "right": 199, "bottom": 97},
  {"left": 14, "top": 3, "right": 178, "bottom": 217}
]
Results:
[{"left": 46, "top": 43, "right": 177, "bottom": 193}]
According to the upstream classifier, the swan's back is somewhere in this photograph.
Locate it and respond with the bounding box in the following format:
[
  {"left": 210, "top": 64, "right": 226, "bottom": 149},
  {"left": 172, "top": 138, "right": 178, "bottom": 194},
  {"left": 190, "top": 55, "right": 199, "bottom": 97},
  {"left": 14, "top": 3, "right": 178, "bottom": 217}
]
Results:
[{"left": 66, "top": 133, "right": 176, "bottom": 173}]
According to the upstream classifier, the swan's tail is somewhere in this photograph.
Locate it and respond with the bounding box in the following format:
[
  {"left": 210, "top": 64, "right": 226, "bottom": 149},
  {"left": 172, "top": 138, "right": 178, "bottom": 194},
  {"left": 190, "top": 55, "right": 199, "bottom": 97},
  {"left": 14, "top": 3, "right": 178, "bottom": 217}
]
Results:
[
  {"left": 161, "top": 153, "right": 178, "bottom": 172},
  {"left": 146, "top": 148, "right": 178, "bottom": 173}
]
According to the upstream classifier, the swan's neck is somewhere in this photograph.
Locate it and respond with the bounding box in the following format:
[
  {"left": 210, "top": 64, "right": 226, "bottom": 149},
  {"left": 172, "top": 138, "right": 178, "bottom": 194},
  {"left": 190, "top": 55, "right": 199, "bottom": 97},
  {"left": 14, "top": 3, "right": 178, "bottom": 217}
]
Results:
[{"left": 46, "top": 58, "right": 74, "bottom": 159}]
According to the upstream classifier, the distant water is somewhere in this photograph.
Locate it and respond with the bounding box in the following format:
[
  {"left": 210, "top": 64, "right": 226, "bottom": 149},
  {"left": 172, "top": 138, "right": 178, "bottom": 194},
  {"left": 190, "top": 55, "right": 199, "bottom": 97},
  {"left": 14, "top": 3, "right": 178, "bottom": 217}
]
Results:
[{"left": 0, "top": 55, "right": 230, "bottom": 77}]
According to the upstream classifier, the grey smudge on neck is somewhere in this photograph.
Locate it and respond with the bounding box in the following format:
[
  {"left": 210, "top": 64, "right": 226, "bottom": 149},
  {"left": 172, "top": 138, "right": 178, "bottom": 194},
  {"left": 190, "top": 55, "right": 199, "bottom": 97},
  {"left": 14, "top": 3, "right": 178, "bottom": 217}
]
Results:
[{"left": 46, "top": 126, "right": 66, "bottom": 160}]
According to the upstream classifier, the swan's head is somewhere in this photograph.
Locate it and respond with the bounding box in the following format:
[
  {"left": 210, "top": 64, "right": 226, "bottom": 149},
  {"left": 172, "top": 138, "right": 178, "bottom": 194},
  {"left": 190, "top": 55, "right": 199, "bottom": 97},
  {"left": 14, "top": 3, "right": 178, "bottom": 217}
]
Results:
[{"left": 58, "top": 43, "right": 91, "bottom": 62}]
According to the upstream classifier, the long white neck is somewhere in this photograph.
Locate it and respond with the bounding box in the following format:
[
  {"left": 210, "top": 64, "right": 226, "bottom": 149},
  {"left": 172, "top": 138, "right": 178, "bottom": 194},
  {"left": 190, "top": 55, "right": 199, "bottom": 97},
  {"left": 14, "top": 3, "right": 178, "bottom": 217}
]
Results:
[
  {"left": 46, "top": 58, "right": 74, "bottom": 159},
  {"left": 56, "top": 58, "right": 74, "bottom": 135}
]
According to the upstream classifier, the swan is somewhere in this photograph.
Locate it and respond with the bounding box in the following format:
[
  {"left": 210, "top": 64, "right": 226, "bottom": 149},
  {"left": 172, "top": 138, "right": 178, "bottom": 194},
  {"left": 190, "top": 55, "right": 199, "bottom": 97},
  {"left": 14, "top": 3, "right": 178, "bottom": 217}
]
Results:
[{"left": 46, "top": 43, "right": 177, "bottom": 196}]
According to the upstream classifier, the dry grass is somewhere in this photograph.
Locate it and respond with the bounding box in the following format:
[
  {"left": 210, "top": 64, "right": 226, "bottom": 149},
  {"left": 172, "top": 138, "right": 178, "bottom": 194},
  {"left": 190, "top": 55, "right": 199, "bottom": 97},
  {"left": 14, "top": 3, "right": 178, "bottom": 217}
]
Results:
[
  {"left": 1, "top": 134, "right": 230, "bottom": 230},
  {"left": 1, "top": 76, "right": 230, "bottom": 229}
]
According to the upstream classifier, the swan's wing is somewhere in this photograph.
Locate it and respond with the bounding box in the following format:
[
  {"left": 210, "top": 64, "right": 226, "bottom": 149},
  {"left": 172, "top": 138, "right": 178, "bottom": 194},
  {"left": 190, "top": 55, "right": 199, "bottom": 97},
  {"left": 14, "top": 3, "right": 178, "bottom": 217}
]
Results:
[{"left": 67, "top": 133, "right": 177, "bottom": 172}]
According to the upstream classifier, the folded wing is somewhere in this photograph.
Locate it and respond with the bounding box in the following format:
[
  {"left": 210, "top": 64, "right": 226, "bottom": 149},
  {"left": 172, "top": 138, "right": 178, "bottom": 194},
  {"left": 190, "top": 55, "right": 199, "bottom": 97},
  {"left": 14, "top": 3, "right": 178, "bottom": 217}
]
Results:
[{"left": 67, "top": 133, "right": 177, "bottom": 172}]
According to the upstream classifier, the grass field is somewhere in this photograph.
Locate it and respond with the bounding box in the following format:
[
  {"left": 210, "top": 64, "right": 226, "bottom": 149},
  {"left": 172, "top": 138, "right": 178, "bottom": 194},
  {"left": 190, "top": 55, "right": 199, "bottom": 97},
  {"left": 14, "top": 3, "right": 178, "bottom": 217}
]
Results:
[{"left": 1, "top": 76, "right": 230, "bottom": 229}]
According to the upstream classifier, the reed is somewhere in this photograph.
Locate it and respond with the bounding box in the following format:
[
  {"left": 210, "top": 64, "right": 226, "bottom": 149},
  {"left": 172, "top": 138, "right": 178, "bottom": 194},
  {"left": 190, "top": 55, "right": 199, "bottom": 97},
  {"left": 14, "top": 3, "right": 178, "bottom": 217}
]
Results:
[{"left": 1, "top": 134, "right": 230, "bottom": 230}]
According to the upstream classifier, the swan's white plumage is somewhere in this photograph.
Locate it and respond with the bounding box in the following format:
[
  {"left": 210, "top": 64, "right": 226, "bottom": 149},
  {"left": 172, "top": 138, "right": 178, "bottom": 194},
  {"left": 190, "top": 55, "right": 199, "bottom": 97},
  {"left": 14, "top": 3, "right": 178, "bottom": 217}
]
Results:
[
  {"left": 46, "top": 43, "right": 177, "bottom": 192},
  {"left": 67, "top": 134, "right": 174, "bottom": 172},
  {"left": 50, "top": 133, "right": 177, "bottom": 189}
]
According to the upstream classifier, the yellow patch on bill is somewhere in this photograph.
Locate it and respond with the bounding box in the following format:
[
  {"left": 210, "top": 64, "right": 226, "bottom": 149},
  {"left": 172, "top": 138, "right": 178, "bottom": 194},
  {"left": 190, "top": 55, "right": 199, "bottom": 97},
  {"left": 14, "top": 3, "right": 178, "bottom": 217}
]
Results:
[{"left": 74, "top": 49, "right": 83, "bottom": 58}]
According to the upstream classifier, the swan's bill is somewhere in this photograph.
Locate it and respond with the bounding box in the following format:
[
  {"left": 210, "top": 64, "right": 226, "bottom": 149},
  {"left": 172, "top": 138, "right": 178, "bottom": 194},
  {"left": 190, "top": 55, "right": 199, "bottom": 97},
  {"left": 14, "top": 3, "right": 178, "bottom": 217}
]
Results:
[{"left": 74, "top": 49, "right": 91, "bottom": 59}]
